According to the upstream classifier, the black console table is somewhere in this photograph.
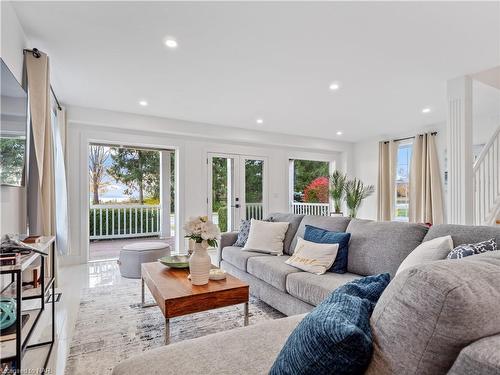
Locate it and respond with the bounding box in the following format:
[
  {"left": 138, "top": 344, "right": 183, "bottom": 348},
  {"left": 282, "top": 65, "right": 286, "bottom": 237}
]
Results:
[{"left": 0, "top": 236, "right": 56, "bottom": 373}]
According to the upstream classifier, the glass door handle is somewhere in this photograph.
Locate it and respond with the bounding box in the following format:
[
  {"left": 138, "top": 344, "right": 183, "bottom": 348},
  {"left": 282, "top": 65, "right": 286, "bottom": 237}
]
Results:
[{"left": 232, "top": 204, "right": 240, "bottom": 208}]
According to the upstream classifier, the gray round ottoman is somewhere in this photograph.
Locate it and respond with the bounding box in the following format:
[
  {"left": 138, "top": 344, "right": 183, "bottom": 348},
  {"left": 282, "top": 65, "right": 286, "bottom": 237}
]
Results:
[{"left": 118, "top": 242, "right": 170, "bottom": 278}]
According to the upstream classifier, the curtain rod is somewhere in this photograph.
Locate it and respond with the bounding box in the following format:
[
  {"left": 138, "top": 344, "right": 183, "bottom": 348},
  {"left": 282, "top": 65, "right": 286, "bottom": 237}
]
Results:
[
  {"left": 23, "top": 48, "right": 62, "bottom": 111},
  {"left": 384, "top": 131, "right": 437, "bottom": 144}
]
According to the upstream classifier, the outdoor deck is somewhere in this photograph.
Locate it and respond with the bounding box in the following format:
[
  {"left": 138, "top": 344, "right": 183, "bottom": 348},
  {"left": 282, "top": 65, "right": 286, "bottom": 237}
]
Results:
[{"left": 89, "top": 237, "right": 176, "bottom": 261}]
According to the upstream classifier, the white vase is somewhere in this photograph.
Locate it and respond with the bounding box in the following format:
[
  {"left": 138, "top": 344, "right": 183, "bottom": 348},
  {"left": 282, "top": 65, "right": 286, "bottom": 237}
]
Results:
[{"left": 189, "top": 242, "right": 211, "bottom": 285}]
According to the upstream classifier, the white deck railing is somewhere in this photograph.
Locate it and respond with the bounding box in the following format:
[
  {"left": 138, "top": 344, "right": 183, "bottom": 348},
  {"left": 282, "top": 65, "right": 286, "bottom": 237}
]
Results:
[
  {"left": 291, "top": 202, "right": 330, "bottom": 216},
  {"left": 245, "top": 203, "right": 264, "bottom": 220},
  {"left": 90, "top": 204, "right": 161, "bottom": 240}
]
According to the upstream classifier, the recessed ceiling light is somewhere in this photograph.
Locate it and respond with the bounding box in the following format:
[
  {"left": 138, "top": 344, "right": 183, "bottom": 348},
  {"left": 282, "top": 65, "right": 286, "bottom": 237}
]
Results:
[
  {"left": 139, "top": 100, "right": 148, "bottom": 106},
  {"left": 256, "top": 118, "right": 264, "bottom": 125},
  {"left": 336, "top": 131, "right": 343, "bottom": 136},
  {"left": 421, "top": 107, "right": 431, "bottom": 114},
  {"left": 164, "top": 38, "right": 178, "bottom": 49},
  {"left": 329, "top": 81, "right": 341, "bottom": 91}
]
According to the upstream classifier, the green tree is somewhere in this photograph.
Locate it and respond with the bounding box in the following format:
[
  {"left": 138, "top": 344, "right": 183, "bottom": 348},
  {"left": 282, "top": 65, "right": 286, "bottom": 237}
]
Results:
[
  {"left": 212, "top": 157, "right": 228, "bottom": 212},
  {"left": 88, "top": 145, "right": 109, "bottom": 204},
  {"left": 293, "top": 160, "right": 329, "bottom": 200},
  {"left": 0, "top": 138, "right": 25, "bottom": 185},
  {"left": 107, "top": 147, "right": 159, "bottom": 204},
  {"left": 245, "top": 160, "right": 263, "bottom": 203},
  {"left": 170, "top": 152, "right": 175, "bottom": 213}
]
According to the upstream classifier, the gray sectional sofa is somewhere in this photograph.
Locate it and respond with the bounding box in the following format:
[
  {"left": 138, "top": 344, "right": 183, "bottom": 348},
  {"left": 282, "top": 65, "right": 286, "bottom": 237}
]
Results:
[
  {"left": 218, "top": 213, "right": 429, "bottom": 316},
  {"left": 113, "top": 215, "right": 500, "bottom": 375}
]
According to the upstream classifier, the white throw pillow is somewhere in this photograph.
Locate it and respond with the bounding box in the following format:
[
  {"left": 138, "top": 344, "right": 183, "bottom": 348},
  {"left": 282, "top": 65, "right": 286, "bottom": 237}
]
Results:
[
  {"left": 396, "top": 235, "right": 454, "bottom": 275},
  {"left": 285, "top": 237, "right": 339, "bottom": 275},
  {"left": 242, "top": 219, "right": 289, "bottom": 255}
]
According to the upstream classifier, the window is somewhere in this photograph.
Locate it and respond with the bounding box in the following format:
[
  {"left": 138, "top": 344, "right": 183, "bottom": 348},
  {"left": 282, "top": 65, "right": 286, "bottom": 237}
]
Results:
[
  {"left": 289, "top": 159, "right": 330, "bottom": 216},
  {"left": 394, "top": 142, "right": 413, "bottom": 222}
]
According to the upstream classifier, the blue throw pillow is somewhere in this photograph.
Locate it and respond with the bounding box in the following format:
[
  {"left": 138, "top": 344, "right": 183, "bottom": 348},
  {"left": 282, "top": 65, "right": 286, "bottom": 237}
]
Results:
[
  {"left": 304, "top": 224, "right": 351, "bottom": 273},
  {"left": 270, "top": 273, "right": 390, "bottom": 375}
]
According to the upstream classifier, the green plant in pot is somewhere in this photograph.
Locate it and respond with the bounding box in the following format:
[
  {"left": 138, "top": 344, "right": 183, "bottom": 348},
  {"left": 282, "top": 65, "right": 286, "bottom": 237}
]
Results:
[
  {"left": 329, "top": 170, "right": 348, "bottom": 214},
  {"left": 344, "top": 178, "right": 375, "bottom": 218}
]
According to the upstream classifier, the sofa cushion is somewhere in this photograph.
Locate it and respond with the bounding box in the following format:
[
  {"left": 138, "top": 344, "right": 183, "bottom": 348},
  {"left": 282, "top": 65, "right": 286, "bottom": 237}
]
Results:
[
  {"left": 266, "top": 212, "right": 304, "bottom": 255},
  {"left": 247, "top": 256, "right": 302, "bottom": 292},
  {"left": 112, "top": 314, "right": 306, "bottom": 375},
  {"left": 221, "top": 246, "right": 270, "bottom": 271},
  {"left": 346, "top": 219, "right": 428, "bottom": 277},
  {"left": 366, "top": 255, "right": 500, "bottom": 375},
  {"left": 423, "top": 223, "right": 500, "bottom": 246},
  {"left": 395, "top": 235, "right": 453, "bottom": 275},
  {"left": 271, "top": 274, "right": 390, "bottom": 375},
  {"left": 290, "top": 215, "right": 351, "bottom": 251},
  {"left": 304, "top": 224, "right": 351, "bottom": 273},
  {"left": 448, "top": 335, "right": 500, "bottom": 375},
  {"left": 286, "top": 271, "right": 362, "bottom": 306}
]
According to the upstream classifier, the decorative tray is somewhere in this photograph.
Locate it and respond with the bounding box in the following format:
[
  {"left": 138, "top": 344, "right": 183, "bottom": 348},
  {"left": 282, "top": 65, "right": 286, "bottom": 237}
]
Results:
[{"left": 158, "top": 255, "right": 190, "bottom": 268}]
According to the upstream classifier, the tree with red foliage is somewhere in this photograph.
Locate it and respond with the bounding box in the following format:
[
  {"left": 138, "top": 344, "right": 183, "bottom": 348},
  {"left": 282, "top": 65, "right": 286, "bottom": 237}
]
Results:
[{"left": 304, "top": 176, "right": 329, "bottom": 203}]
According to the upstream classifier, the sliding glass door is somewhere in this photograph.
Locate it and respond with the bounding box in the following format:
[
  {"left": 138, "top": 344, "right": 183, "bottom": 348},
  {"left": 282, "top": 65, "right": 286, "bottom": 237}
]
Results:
[{"left": 207, "top": 153, "right": 267, "bottom": 233}]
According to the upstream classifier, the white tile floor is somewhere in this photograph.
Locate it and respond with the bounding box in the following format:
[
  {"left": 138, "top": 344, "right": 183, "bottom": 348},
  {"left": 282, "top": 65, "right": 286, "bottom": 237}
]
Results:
[{"left": 33, "top": 249, "right": 219, "bottom": 374}]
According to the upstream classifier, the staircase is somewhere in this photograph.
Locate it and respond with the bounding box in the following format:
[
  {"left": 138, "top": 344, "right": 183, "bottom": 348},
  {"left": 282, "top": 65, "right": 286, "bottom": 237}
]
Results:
[{"left": 473, "top": 126, "right": 500, "bottom": 226}]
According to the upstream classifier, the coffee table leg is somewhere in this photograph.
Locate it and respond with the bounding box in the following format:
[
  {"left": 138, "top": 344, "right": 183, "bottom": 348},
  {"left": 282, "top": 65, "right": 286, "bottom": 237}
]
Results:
[
  {"left": 140, "top": 277, "right": 158, "bottom": 308},
  {"left": 244, "top": 302, "right": 249, "bottom": 326},
  {"left": 165, "top": 318, "right": 170, "bottom": 345},
  {"left": 141, "top": 277, "right": 145, "bottom": 305}
]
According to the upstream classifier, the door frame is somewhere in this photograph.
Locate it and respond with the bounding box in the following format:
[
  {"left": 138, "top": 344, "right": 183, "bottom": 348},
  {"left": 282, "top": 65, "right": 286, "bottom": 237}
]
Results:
[
  {"left": 207, "top": 152, "right": 269, "bottom": 231},
  {"left": 86, "top": 141, "right": 180, "bottom": 261}
]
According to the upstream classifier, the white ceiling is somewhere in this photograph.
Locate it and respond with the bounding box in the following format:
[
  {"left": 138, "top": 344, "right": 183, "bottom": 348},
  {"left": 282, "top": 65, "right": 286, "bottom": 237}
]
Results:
[{"left": 12, "top": 1, "right": 500, "bottom": 142}]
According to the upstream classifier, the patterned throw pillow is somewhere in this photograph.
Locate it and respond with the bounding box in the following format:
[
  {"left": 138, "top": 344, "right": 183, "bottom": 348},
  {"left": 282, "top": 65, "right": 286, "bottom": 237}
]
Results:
[
  {"left": 447, "top": 238, "right": 498, "bottom": 259},
  {"left": 270, "top": 273, "right": 391, "bottom": 375},
  {"left": 234, "top": 219, "right": 251, "bottom": 247}
]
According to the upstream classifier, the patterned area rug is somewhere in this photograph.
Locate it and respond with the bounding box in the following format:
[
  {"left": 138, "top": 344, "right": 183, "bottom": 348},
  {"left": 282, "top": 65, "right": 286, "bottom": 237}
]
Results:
[{"left": 65, "top": 277, "right": 284, "bottom": 375}]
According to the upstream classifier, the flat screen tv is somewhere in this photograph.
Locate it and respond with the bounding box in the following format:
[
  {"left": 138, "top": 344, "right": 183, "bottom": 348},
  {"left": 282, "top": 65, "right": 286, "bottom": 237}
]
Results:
[{"left": 0, "top": 58, "right": 28, "bottom": 187}]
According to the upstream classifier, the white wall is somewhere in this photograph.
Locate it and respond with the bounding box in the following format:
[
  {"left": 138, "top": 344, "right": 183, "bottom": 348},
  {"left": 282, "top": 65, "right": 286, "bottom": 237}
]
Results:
[
  {"left": 473, "top": 80, "right": 500, "bottom": 146},
  {"left": 64, "top": 106, "right": 354, "bottom": 265},
  {"left": 353, "top": 123, "right": 447, "bottom": 221},
  {"left": 352, "top": 139, "right": 379, "bottom": 220},
  {"left": 0, "top": 1, "right": 28, "bottom": 235}
]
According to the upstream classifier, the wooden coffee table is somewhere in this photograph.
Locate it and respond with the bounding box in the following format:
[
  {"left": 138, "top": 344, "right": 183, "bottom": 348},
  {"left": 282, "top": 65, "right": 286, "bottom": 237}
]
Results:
[{"left": 141, "top": 262, "right": 249, "bottom": 344}]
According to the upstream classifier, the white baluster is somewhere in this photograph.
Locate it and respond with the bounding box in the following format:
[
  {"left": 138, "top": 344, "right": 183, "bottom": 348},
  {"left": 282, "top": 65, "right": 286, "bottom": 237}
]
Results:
[{"left": 93, "top": 208, "right": 96, "bottom": 237}]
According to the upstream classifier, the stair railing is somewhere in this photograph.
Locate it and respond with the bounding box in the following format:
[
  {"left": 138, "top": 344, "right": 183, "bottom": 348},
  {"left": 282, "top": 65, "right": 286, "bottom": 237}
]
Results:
[{"left": 473, "top": 126, "right": 500, "bottom": 225}]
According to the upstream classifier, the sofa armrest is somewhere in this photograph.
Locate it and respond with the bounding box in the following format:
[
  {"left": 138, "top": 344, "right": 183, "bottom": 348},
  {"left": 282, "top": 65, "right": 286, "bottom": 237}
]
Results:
[
  {"left": 448, "top": 335, "right": 500, "bottom": 375},
  {"left": 217, "top": 231, "right": 239, "bottom": 266}
]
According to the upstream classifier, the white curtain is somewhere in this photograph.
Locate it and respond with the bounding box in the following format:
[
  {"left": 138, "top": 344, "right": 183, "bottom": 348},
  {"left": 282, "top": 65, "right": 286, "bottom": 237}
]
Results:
[
  {"left": 51, "top": 106, "right": 69, "bottom": 255},
  {"left": 377, "top": 140, "right": 398, "bottom": 221},
  {"left": 25, "top": 50, "right": 70, "bottom": 290},
  {"left": 25, "top": 51, "right": 55, "bottom": 239},
  {"left": 409, "top": 133, "right": 444, "bottom": 225}
]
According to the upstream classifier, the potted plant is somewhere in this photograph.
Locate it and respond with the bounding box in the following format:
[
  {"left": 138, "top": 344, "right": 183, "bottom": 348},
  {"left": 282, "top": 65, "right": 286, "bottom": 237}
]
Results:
[
  {"left": 329, "top": 170, "right": 348, "bottom": 215},
  {"left": 183, "top": 216, "right": 220, "bottom": 285},
  {"left": 344, "top": 178, "right": 375, "bottom": 218}
]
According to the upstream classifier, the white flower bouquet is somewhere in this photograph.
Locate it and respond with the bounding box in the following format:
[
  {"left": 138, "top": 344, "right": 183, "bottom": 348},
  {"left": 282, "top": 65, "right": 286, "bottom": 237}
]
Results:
[{"left": 183, "top": 216, "right": 221, "bottom": 248}]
